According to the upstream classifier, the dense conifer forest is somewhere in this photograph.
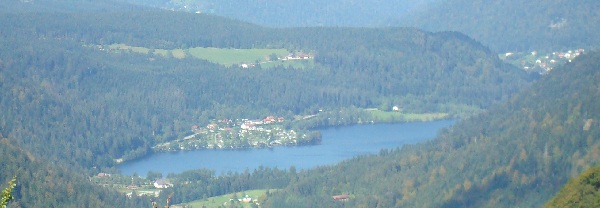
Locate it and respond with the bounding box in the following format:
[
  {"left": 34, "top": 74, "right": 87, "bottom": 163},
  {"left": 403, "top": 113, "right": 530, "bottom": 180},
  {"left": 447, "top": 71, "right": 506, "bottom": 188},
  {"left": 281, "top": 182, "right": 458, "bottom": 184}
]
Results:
[{"left": 0, "top": 136, "right": 150, "bottom": 207}]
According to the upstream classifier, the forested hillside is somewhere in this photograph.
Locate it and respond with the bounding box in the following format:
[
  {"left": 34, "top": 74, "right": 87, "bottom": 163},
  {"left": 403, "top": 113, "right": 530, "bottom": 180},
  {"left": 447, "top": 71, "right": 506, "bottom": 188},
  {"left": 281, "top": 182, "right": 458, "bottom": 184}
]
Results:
[
  {"left": 398, "top": 0, "right": 600, "bottom": 52},
  {"left": 252, "top": 52, "right": 600, "bottom": 207},
  {"left": 0, "top": 10, "right": 533, "bottom": 170},
  {"left": 0, "top": 137, "right": 149, "bottom": 207},
  {"left": 118, "top": 0, "right": 435, "bottom": 27},
  {"left": 115, "top": 0, "right": 600, "bottom": 53},
  {"left": 0, "top": 0, "right": 148, "bottom": 13}
]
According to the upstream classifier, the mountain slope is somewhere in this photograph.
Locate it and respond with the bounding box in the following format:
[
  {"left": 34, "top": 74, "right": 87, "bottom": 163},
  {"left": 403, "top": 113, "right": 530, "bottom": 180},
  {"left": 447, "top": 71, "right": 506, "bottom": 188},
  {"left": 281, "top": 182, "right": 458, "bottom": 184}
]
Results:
[
  {"left": 262, "top": 51, "right": 600, "bottom": 207},
  {"left": 0, "top": 138, "right": 149, "bottom": 207},
  {"left": 114, "top": 0, "right": 600, "bottom": 52},
  {"left": 0, "top": 0, "right": 149, "bottom": 13},
  {"left": 398, "top": 0, "right": 600, "bottom": 52},
  {"left": 546, "top": 164, "right": 600, "bottom": 208},
  {"left": 118, "top": 0, "right": 435, "bottom": 27}
]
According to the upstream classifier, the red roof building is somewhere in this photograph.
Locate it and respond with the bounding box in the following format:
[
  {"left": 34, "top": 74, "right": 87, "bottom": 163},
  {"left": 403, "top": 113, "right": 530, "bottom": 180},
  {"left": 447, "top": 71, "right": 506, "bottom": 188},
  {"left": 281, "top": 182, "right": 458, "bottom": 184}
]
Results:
[{"left": 332, "top": 194, "right": 350, "bottom": 201}]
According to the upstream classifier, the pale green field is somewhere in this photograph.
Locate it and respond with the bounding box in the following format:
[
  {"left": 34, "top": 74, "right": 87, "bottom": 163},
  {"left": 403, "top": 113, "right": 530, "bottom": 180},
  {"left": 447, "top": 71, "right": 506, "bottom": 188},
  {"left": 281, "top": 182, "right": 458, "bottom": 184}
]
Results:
[
  {"left": 188, "top": 47, "right": 288, "bottom": 66},
  {"left": 108, "top": 44, "right": 150, "bottom": 54},
  {"left": 171, "top": 49, "right": 186, "bottom": 59},
  {"left": 108, "top": 44, "right": 129, "bottom": 50},
  {"left": 179, "top": 189, "right": 275, "bottom": 208},
  {"left": 153, "top": 49, "right": 170, "bottom": 57},
  {"left": 104, "top": 44, "right": 312, "bottom": 69},
  {"left": 368, "top": 110, "right": 448, "bottom": 122}
]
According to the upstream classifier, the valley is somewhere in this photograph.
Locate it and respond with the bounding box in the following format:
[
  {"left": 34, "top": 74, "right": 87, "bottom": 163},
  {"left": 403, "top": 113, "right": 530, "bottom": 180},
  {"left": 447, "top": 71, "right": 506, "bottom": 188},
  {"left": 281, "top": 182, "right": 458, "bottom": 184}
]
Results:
[{"left": 0, "top": 1, "right": 598, "bottom": 208}]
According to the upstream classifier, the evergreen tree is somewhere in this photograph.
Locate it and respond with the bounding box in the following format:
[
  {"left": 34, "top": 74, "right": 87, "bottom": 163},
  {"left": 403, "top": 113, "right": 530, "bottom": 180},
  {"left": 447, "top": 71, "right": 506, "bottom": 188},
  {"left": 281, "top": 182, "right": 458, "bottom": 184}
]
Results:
[{"left": 1, "top": 177, "right": 16, "bottom": 208}]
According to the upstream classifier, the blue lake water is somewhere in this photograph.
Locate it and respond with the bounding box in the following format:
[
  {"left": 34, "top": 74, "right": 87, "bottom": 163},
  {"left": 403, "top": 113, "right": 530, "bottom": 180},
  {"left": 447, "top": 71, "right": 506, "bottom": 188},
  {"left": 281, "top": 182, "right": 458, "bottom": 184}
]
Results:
[{"left": 118, "top": 120, "right": 454, "bottom": 177}]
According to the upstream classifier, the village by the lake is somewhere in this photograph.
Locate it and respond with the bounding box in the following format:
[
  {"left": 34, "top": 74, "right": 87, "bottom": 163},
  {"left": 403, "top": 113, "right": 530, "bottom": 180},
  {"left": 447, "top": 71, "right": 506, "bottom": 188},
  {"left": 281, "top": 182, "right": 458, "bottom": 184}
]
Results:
[
  {"left": 152, "top": 116, "right": 321, "bottom": 152},
  {"left": 150, "top": 107, "right": 448, "bottom": 153},
  {"left": 501, "top": 48, "right": 585, "bottom": 75}
]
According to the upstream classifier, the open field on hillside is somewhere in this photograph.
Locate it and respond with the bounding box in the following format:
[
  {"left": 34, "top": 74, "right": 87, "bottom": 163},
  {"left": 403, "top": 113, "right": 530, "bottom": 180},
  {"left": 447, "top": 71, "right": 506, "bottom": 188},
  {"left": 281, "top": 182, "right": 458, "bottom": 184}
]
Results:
[
  {"left": 367, "top": 110, "right": 448, "bottom": 122},
  {"left": 188, "top": 47, "right": 288, "bottom": 66},
  {"left": 179, "top": 189, "right": 276, "bottom": 208},
  {"left": 101, "top": 44, "right": 314, "bottom": 68}
]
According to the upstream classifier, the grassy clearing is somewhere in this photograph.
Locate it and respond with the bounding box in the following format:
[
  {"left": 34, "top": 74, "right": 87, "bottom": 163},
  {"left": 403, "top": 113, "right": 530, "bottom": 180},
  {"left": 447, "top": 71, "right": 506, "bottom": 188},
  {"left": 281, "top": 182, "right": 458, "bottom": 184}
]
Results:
[
  {"left": 152, "top": 49, "right": 170, "bottom": 57},
  {"left": 179, "top": 189, "right": 275, "bottom": 208},
  {"left": 260, "top": 59, "right": 315, "bottom": 69},
  {"left": 171, "top": 49, "right": 186, "bottom": 59},
  {"left": 108, "top": 43, "right": 130, "bottom": 50},
  {"left": 115, "top": 187, "right": 161, "bottom": 198},
  {"left": 108, "top": 44, "right": 150, "bottom": 54},
  {"left": 188, "top": 47, "right": 288, "bottom": 66},
  {"left": 130, "top": 46, "right": 150, "bottom": 54},
  {"left": 102, "top": 44, "right": 310, "bottom": 69},
  {"left": 367, "top": 110, "right": 448, "bottom": 122}
]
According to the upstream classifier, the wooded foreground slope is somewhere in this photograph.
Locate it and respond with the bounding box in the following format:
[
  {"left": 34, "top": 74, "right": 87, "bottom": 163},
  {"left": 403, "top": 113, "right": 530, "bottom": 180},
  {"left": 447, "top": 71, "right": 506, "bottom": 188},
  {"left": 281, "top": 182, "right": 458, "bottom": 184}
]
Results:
[
  {"left": 546, "top": 164, "right": 600, "bottom": 208},
  {"left": 0, "top": 137, "right": 149, "bottom": 207},
  {"left": 261, "top": 52, "right": 600, "bottom": 207}
]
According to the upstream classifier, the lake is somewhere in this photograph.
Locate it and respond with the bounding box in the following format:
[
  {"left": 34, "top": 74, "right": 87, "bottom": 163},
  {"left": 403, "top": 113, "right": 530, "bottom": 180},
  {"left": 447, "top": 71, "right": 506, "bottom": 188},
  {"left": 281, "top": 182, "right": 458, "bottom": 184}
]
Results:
[{"left": 118, "top": 120, "right": 454, "bottom": 177}]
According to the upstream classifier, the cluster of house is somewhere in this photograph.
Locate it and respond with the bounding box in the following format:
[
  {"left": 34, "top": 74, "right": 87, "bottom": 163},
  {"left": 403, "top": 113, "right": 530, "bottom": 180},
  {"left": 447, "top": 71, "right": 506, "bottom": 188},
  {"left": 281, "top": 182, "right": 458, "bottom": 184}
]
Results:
[
  {"left": 153, "top": 115, "right": 307, "bottom": 151},
  {"left": 192, "top": 116, "right": 286, "bottom": 133},
  {"left": 153, "top": 179, "right": 174, "bottom": 189},
  {"left": 332, "top": 194, "right": 350, "bottom": 201},
  {"left": 123, "top": 179, "right": 173, "bottom": 190},
  {"left": 230, "top": 195, "right": 258, "bottom": 204},
  {"left": 122, "top": 180, "right": 170, "bottom": 198},
  {"left": 241, "top": 116, "right": 285, "bottom": 130},
  {"left": 238, "top": 52, "right": 313, "bottom": 69},
  {"left": 92, "top": 172, "right": 172, "bottom": 199},
  {"left": 239, "top": 63, "right": 256, "bottom": 69},
  {"left": 505, "top": 49, "right": 585, "bottom": 74},
  {"left": 283, "top": 53, "right": 313, "bottom": 60},
  {"left": 549, "top": 18, "right": 567, "bottom": 29},
  {"left": 97, "top": 172, "right": 112, "bottom": 177}
]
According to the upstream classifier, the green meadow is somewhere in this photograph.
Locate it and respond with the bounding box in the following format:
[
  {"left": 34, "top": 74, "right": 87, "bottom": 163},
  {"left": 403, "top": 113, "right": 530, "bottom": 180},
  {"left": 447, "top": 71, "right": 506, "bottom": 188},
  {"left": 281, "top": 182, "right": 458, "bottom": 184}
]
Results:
[
  {"left": 108, "top": 44, "right": 151, "bottom": 54},
  {"left": 188, "top": 47, "right": 288, "bottom": 66},
  {"left": 179, "top": 189, "right": 275, "bottom": 208},
  {"left": 103, "top": 44, "right": 312, "bottom": 68},
  {"left": 367, "top": 110, "right": 448, "bottom": 122}
]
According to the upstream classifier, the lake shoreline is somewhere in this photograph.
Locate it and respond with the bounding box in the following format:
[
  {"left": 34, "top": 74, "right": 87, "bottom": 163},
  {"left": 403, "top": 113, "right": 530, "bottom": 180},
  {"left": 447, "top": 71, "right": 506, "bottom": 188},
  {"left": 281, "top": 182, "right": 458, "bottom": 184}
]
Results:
[
  {"left": 116, "top": 115, "right": 452, "bottom": 164},
  {"left": 118, "top": 120, "right": 455, "bottom": 177}
]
